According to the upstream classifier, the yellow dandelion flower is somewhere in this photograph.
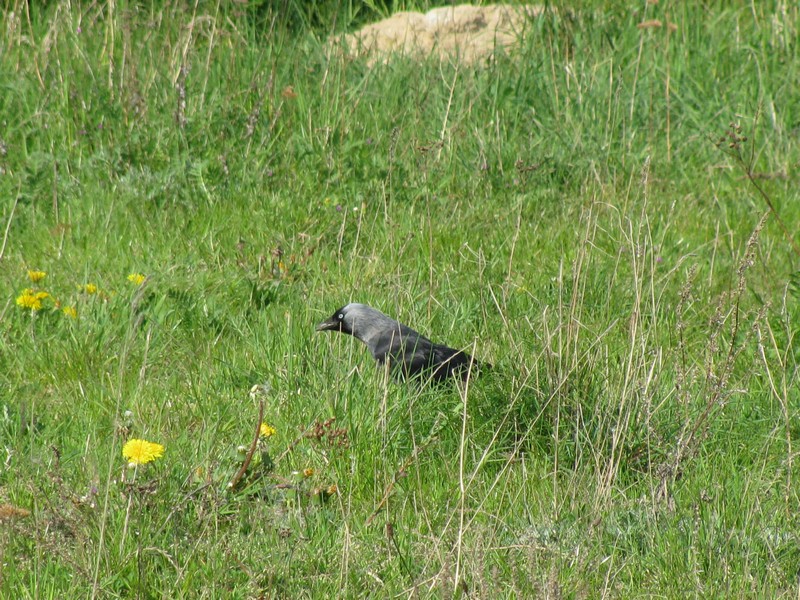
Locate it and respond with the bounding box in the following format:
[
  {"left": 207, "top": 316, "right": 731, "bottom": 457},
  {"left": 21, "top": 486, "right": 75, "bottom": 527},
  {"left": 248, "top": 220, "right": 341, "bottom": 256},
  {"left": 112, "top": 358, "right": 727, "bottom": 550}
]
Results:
[
  {"left": 83, "top": 283, "right": 98, "bottom": 294},
  {"left": 127, "top": 273, "right": 146, "bottom": 285},
  {"left": 62, "top": 306, "right": 78, "bottom": 318},
  {"left": 27, "top": 270, "right": 47, "bottom": 283},
  {"left": 122, "top": 439, "right": 165, "bottom": 466},
  {"left": 16, "top": 290, "right": 38, "bottom": 310},
  {"left": 15, "top": 289, "right": 49, "bottom": 311},
  {"left": 303, "top": 467, "right": 315, "bottom": 478},
  {"left": 259, "top": 422, "right": 276, "bottom": 438},
  {"left": 327, "top": 484, "right": 338, "bottom": 495}
]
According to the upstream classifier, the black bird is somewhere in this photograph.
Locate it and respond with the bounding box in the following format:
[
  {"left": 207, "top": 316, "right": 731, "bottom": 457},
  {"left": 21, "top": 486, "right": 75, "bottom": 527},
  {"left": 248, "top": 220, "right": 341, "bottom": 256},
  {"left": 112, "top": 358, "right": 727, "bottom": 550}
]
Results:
[{"left": 316, "top": 303, "right": 484, "bottom": 383}]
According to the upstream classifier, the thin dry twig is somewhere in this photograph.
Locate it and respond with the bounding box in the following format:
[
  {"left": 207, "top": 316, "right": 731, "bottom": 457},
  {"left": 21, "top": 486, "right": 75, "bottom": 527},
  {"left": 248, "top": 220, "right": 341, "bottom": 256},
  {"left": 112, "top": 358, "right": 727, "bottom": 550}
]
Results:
[
  {"left": 715, "top": 111, "right": 800, "bottom": 257},
  {"left": 228, "top": 400, "right": 264, "bottom": 490}
]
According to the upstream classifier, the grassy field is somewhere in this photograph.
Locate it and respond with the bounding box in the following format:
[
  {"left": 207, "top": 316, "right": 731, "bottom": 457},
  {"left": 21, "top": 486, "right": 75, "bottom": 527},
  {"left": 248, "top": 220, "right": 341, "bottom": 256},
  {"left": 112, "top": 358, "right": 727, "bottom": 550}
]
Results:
[{"left": 2, "top": 1, "right": 800, "bottom": 597}]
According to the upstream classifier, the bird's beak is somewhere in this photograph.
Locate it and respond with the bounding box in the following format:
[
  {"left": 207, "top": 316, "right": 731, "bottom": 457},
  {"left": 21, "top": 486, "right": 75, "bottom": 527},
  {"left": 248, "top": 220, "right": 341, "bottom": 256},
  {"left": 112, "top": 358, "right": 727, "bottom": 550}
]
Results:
[{"left": 315, "top": 319, "right": 337, "bottom": 332}]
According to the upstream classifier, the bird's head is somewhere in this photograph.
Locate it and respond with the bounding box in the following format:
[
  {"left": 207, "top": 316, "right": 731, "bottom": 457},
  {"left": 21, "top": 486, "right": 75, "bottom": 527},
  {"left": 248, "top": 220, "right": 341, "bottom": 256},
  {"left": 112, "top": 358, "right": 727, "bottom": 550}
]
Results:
[
  {"left": 316, "top": 304, "right": 358, "bottom": 335},
  {"left": 316, "top": 303, "right": 392, "bottom": 340}
]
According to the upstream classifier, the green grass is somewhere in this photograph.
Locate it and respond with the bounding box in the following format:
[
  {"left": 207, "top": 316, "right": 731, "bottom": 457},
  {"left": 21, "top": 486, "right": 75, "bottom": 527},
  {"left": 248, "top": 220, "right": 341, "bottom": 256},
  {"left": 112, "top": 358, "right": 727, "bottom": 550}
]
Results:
[{"left": 2, "top": 0, "right": 800, "bottom": 597}]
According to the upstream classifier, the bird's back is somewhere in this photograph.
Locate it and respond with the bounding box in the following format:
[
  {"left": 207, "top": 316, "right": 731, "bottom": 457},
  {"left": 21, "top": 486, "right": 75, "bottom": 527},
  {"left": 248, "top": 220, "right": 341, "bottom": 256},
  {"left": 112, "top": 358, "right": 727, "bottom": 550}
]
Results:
[{"left": 372, "top": 323, "right": 479, "bottom": 382}]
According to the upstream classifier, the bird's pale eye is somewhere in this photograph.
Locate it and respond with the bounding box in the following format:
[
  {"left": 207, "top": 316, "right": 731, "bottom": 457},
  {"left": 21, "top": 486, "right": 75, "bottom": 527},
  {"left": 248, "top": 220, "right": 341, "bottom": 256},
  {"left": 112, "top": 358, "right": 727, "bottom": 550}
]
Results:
[{"left": 338, "top": 314, "right": 344, "bottom": 320}]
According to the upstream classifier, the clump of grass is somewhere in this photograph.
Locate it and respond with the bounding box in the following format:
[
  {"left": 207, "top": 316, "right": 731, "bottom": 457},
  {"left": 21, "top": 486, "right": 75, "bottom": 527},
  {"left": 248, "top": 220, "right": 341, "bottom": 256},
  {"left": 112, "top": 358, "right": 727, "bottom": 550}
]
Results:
[{"left": 657, "top": 213, "right": 771, "bottom": 503}]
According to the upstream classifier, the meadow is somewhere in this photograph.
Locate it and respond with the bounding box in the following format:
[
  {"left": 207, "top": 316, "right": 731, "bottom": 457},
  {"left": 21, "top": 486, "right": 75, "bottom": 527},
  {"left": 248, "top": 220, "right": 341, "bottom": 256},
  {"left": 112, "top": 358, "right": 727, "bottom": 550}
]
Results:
[{"left": 1, "top": 1, "right": 800, "bottom": 597}]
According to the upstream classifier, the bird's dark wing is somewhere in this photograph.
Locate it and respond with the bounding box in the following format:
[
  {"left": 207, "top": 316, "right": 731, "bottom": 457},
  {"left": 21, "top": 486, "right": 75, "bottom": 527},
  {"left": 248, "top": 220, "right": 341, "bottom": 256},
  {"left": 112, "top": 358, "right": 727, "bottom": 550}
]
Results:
[
  {"left": 369, "top": 325, "right": 428, "bottom": 372},
  {"left": 370, "top": 324, "right": 480, "bottom": 382},
  {"left": 428, "top": 343, "right": 481, "bottom": 382}
]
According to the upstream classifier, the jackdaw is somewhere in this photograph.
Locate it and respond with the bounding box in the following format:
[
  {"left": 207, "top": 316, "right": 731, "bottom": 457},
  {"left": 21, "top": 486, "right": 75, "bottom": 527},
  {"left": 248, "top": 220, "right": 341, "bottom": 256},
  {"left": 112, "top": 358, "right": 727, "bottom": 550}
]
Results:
[{"left": 316, "top": 303, "right": 484, "bottom": 383}]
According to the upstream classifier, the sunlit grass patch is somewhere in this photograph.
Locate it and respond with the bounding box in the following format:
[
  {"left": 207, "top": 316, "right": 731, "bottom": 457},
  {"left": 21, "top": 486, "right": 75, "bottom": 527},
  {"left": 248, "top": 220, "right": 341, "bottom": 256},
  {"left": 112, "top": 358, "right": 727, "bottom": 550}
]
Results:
[{"left": 1, "top": 0, "right": 799, "bottom": 597}]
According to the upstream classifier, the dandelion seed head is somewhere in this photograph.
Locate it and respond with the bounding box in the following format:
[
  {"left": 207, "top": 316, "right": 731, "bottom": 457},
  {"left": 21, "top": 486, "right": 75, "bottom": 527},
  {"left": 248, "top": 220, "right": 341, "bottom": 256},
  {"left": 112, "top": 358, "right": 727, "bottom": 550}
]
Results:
[{"left": 249, "top": 383, "right": 272, "bottom": 399}]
